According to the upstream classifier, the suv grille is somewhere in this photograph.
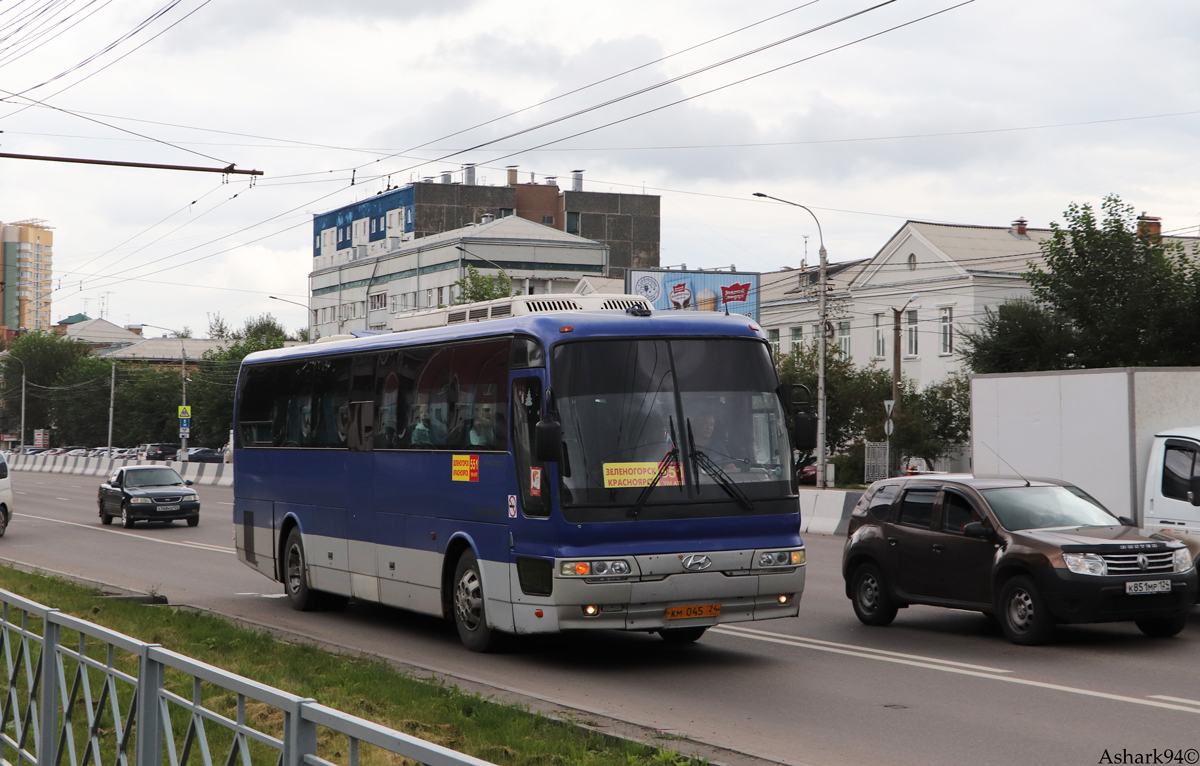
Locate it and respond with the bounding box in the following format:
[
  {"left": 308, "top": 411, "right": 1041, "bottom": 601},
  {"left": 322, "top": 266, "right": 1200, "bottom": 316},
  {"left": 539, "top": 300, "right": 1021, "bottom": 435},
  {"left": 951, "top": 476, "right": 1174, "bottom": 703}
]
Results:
[
  {"left": 1099, "top": 551, "right": 1175, "bottom": 574},
  {"left": 156, "top": 497, "right": 183, "bottom": 503}
]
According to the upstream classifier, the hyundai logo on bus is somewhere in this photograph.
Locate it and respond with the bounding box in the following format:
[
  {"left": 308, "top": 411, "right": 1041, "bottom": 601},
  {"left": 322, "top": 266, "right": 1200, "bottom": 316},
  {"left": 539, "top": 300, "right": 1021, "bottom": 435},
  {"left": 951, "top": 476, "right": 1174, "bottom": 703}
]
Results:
[{"left": 682, "top": 554, "right": 713, "bottom": 571}]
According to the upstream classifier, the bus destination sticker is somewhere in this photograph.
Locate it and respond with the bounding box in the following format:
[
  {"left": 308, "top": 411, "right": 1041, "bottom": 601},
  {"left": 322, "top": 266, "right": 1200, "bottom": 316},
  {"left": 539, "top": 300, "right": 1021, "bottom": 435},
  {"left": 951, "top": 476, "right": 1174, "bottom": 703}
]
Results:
[
  {"left": 452, "top": 455, "right": 480, "bottom": 482},
  {"left": 602, "top": 462, "right": 683, "bottom": 489}
]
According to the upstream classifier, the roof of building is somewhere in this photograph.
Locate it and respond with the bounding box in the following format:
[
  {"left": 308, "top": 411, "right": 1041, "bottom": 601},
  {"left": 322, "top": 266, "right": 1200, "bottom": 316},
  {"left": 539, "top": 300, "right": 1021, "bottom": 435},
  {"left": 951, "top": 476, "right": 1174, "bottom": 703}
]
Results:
[
  {"left": 65, "top": 318, "right": 144, "bottom": 346},
  {"left": 98, "top": 337, "right": 226, "bottom": 362},
  {"left": 904, "top": 221, "right": 1054, "bottom": 276},
  {"left": 415, "top": 214, "right": 605, "bottom": 249},
  {"left": 56, "top": 313, "right": 91, "bottom": 326}
]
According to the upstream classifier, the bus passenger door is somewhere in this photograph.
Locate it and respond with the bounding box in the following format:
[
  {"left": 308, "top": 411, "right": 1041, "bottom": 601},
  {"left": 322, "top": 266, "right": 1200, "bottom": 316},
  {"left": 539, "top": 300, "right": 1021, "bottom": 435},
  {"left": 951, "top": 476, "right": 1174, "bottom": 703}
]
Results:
[{"left": 509, "top": 374, "right": 557, "bottom": 632}]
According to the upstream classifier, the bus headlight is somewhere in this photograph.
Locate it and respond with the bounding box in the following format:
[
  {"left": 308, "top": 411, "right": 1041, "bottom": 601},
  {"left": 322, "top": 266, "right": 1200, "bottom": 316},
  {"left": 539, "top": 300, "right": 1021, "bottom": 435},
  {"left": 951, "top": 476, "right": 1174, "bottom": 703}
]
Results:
[
  {"left": 560, "top": 560, "right": 631, "bottom": 577},
  {"left": 758, "top": 549, "right": 805, "bottom": 567}
]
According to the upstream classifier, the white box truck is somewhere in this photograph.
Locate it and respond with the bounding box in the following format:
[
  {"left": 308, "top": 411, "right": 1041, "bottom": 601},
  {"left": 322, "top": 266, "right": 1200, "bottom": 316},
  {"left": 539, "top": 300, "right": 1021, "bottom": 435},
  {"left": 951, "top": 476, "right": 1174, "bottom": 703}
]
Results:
[{"left": 971, "top": 367, "right": 1200, "bottom": 550}]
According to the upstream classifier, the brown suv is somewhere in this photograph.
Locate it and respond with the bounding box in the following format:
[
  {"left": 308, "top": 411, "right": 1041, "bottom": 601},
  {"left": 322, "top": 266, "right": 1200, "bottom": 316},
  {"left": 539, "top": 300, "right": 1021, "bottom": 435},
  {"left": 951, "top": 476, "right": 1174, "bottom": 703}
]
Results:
[{"left": 842, "top": 475, "right": 1197, "bottom": 645}]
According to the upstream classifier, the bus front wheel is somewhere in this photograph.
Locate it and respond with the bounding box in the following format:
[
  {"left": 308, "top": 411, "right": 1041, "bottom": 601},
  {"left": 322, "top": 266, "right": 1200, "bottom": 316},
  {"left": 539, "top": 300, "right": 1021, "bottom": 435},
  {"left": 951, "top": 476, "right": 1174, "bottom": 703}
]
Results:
[{"left": 453, "top": 550, "right": 502, "bottom": 653}]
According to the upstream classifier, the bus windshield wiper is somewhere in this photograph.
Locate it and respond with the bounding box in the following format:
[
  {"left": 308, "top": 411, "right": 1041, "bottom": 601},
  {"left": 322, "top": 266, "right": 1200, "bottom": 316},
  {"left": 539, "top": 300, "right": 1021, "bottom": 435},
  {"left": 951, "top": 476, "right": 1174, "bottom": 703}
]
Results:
[
  {"left": 686, "top": 418, "right": 755, "bottom": 512},
  {"left": 629, "top": 417, "right": 683, "bottom": 519}
]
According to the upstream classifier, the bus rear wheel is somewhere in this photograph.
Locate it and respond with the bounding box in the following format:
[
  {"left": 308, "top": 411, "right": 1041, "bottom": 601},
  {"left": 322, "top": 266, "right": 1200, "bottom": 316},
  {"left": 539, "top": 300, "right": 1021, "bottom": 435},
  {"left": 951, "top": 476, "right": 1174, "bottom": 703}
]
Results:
[{"left": 453, "top": 550, "right": 501, "bottom": 653}]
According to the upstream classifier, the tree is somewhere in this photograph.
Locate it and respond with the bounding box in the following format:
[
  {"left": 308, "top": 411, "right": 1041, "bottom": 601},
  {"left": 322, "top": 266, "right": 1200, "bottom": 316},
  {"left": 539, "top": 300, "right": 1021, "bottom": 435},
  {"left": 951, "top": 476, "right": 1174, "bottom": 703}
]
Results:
[
  {"left": 206, "top": 312, "right": 233, "bottom": 339},
  {"left": 49, "top": 357, "right": 113, "bottom": 446},
  {"left": 962, "top": 195, "right": 1200, "bottom": 373},
  {"left": 113, "top": 365, "right": 183, "bottom": 446},
  {"left": 454, "top": 264, "right": 512, "bottom": 304},
  {"left": 235, "top": 313, "right": 290, "bottom": 342},
  {"left": 169, "top": 326, "right": 194, "bottom": 339},
  {"left": 0, "top": 331, "right": 91, "bottom": 438},
  {"left": 958, "top": 300, "right": 1077, "bottom": 374},
  {"left": 775, "top": 342, "right": 891, "bottom": 454}
]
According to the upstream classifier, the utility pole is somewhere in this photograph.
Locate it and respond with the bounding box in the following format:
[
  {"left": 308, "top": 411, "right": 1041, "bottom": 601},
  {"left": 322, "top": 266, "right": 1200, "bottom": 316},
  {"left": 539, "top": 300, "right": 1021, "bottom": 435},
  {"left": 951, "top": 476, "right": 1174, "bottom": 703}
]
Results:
[
  {"left": 8, "top": 355, "right": 27, "bottom": 452},
  {"left": 180, "top": 347, "right": 188, "bottom": 462},
  {"left": 107, "top": 361, "right": 115, "bottom": 452},
  {"left": 890, "top": 295, "right": 919, "bottom": 474}
]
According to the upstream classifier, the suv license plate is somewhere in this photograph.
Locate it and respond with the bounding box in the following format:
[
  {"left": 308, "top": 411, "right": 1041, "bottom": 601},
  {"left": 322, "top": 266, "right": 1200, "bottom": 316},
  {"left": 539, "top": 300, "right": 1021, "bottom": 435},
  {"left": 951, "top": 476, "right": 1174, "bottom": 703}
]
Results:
[
  {"left": 1126, "top": 580, "right": 1171, "bottom": 595},
  {"left": 665, "top": 603, "right": 721, "bottom": 620},
  {"left": 158, "top": 505, "right": 180, "bottom": 512}
]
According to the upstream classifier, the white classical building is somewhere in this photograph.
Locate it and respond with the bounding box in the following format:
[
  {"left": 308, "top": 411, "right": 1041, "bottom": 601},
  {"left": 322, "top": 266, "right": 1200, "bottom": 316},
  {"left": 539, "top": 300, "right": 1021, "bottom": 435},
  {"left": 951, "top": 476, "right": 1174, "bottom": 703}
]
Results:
[
  {"left": 760, "top": 219, "right": 1054, "bottom": 389},
  {"left": 309, "top": 215, "right": 609, "bottom": 337}
]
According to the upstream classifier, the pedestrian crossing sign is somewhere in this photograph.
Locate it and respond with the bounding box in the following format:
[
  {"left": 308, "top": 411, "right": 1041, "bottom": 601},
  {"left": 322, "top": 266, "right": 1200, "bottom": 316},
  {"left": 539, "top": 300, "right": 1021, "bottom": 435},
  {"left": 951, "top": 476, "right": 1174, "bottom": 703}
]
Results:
[{"left": 178, "top": 406, "right": 192, "bottom": 418}]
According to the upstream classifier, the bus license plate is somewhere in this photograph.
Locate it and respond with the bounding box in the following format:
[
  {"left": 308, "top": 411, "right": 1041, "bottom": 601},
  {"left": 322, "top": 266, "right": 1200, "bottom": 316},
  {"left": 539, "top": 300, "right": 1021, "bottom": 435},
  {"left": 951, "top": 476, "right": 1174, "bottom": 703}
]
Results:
[
  {"left": 158, "top": 505, "right": 179, "bottom": 512},
  {"left": 666, "top": 603, "right": 721, "bottom": 620},
  {"left": 1126, "top": 580, "right": 1170, "bottom": 595}
]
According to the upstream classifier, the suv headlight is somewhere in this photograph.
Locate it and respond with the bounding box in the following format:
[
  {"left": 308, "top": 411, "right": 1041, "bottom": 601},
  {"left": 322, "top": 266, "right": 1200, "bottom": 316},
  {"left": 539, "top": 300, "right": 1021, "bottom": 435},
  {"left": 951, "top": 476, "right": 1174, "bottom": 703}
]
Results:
[
  {"left": 1063, "top": 552, "right": 1107, "bottom": 576},
  {"left": 759, "top": 549, "right": 805, "bottom": 567},
  {"left": 1174, "top": 547, "right": 1194, "bottom": 573}
]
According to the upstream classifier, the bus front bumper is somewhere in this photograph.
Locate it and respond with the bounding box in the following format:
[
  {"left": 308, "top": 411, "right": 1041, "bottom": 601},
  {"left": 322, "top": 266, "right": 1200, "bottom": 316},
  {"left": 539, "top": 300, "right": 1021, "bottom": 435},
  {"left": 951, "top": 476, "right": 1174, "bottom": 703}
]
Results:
[{"left": 512, "top": 566, "right": 805, "bottom": 633}]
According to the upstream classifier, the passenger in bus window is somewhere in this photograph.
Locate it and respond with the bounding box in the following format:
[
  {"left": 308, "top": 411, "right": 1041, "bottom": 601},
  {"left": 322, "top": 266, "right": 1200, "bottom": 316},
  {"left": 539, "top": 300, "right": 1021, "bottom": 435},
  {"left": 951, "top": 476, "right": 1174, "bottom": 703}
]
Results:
[
  {"left": 694, "top": 410, "right": 738, "bottom": 472},
  {"left": 470, "top": 406, "right": 495, "bottom": 448}
]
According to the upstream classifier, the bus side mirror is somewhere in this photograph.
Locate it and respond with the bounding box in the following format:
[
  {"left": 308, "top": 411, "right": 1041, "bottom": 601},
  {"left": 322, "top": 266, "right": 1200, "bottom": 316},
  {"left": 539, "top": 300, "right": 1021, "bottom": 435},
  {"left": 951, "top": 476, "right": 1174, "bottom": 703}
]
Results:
[
  {"left": 793, "top": 410, "right": 817, "bottom": 452},
  {"left": 535, "top": 420, "right": 562, "bottom": 462}
]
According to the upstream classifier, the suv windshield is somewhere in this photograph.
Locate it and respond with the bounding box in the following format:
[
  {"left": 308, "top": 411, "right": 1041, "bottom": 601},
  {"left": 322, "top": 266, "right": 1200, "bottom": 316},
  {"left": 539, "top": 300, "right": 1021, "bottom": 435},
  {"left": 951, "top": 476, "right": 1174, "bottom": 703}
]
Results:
[
  {"left": 126, "top": 468, "right": 184, "bottom": 488},
  {"left": 552, "top": 338, "right": 791, "bottom": 511},
  {"left": 981, "top": 486, "right": 1118, "bottom": 531}
]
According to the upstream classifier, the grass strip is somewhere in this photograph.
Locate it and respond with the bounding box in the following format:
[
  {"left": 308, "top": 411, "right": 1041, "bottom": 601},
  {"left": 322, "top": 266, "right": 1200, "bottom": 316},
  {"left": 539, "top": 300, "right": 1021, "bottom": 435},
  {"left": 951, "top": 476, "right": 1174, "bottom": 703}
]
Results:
[{"left": 0, "top": 565, "right": 702, "bottom": 766}]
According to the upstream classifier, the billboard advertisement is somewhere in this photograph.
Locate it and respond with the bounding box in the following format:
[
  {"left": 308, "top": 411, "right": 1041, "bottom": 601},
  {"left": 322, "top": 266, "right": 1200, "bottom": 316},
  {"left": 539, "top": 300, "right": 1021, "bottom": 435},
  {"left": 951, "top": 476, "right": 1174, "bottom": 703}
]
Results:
[{"left": 625, "top": 269, "right": 759, "bottom": 321}]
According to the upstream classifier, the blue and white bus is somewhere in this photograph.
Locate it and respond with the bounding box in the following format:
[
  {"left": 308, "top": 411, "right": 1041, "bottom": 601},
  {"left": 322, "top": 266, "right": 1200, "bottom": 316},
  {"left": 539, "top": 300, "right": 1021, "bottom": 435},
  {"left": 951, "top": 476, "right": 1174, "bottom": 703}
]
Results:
[{"left": 233, "top": 302, "right": 808, "bottom": 650}]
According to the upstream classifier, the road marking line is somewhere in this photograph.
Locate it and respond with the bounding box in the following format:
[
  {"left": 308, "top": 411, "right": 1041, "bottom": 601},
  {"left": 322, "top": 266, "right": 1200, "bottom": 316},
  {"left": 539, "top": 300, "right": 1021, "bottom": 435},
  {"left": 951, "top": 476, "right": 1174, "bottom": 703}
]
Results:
[
  {"left": 218, "top": 502, "right": 234, "bottom": 506},
  {"left": 55, "top": 497, "right": 70, "bottom": 501},
  {"left": 718, "top": 624, "right": 1011, "bottom": 673},
  {"left": 709, "top": 626, "right": 1200, "bottom": 715},
  {"left": 15, "top": 492, "right": 26, "bottom": 495},
  {"left": 1149, "top": 695, "right": 1200, "bottom": 707},
  {"left": 68, "top": 485, "right": 82, "bottom": 488},
  {"left": 19, "top": 513, "right": 235, "bottom": 555}
]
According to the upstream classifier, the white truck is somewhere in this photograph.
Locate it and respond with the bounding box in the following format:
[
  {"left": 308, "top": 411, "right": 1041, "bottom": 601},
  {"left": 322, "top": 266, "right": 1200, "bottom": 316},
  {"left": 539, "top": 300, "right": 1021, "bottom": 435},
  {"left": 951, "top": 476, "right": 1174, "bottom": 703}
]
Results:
[{"left": 971, "top": 367, "right": 1200, "bottom": 552}]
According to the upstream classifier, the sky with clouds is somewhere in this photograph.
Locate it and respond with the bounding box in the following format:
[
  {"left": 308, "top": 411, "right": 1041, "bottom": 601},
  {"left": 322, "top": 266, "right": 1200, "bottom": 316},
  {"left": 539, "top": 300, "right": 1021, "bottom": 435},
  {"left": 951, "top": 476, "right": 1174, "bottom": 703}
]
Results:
[{"left": 1, "top": 0, "right": 1197, "bottom": 335}]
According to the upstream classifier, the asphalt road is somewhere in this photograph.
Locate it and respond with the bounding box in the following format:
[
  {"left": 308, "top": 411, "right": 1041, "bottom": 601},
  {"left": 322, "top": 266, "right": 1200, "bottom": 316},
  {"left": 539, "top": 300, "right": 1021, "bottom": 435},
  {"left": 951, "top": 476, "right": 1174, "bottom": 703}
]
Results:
[{"left": 6, "top": 471, "right": 1200, "bottom": 766}]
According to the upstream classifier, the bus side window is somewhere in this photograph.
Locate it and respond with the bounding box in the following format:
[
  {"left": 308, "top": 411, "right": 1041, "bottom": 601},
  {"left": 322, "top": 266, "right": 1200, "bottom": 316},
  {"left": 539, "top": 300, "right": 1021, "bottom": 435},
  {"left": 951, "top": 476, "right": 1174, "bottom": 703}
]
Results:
[
  {"left": 273, "top": 362, "right": 314, "bottom": 448},
  {"left": 450, "top": 338, "right": 511, "bottom": 451},
  {"left": 513, "top": 377, "right": 549, "bottom": 517},
  {"left": 349, "top": 354, "right": 375, "bottom": 452},
  {"left": 238, "top": 365, "right": 275, "bottom": 447},
  {"left": 311, "top": 357, "right": 351, "bottom": 449}
]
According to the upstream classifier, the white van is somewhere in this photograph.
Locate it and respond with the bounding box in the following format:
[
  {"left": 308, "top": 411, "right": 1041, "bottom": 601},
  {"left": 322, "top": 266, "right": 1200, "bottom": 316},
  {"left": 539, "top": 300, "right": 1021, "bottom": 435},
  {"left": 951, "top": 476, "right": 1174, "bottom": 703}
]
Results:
[{"left": 0, "top": 452, "right": 14, "bottom": 536}]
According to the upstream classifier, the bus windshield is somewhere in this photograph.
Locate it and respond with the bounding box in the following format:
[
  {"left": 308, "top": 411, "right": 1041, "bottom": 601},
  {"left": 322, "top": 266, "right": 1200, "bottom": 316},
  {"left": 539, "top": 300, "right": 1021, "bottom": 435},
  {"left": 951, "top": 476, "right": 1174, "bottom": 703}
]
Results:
[{"left": 552, "top": 338, "right": 791, "bottom": 510}]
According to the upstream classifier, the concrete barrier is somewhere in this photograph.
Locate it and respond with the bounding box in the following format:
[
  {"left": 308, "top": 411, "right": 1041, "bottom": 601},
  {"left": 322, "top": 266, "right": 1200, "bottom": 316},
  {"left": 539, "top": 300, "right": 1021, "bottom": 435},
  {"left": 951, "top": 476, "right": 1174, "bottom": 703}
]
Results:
[
  {"left": 9, "top": 453, "right": 231, "bottom": 488},
  {"left": 797, "top": 488, "right": 863, "bottom": 536}
]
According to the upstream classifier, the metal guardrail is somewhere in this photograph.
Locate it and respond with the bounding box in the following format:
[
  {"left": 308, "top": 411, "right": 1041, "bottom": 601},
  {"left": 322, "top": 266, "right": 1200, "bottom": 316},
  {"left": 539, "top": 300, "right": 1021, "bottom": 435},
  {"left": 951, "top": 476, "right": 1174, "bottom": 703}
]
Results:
[{"left": 0, "top": 588, "right": 495, "bottom": 766}]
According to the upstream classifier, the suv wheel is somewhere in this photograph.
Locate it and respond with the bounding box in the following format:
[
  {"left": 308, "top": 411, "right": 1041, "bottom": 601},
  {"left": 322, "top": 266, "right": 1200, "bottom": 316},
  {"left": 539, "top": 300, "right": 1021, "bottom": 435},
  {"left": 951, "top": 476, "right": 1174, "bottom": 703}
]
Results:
[
  {"left": 851, "top": 562, "right": 898, "bottom": 626},
  {"left": 998, "top": 575, "right": 1054, "bottom": 645},
  {"left": 120, "top": 504, "right": 135, "bottom": 529},
  {"left": 1135, "top": 611, "right": 1189, "bottom": 638}
]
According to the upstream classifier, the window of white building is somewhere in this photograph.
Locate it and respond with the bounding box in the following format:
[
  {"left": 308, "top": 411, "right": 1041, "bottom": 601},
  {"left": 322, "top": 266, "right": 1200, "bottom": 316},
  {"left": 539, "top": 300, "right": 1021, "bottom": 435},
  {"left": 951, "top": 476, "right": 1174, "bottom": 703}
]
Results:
[
  {"left": 837, "top": 321, "right": 851, "bottom": 358},
  {"left": 874, "top": 314, "right": 886, "bottom": 359},
  {"left": 940, "top": 307, "right": 954, "bottom": 355},
  {"left": 790, "top": 326, "right": 803, "bottom": 353},
  {"left": 767, "top": 328, "right": 780, "bottom": 358},
  {"left": 369, "top": 293, "right": 387, "bottom": 311},
  {"left": 906, "top": 310, "right": 919, "bottom": 357}
]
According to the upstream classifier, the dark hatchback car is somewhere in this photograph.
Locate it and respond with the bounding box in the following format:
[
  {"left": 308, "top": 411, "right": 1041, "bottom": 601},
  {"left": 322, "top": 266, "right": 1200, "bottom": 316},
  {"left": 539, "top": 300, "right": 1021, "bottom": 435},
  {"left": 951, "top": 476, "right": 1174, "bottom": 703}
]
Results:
[
  {"left": 98, "top": 466, "right": 200, "bottom": 528},
  {"left": 179, "top": 448, "right": 223, "bottom": 463},
  {"left": 144, "top": 443, "right": 180, "bottom": 461},
  {"left": 843, "top": 475, "right": 1198, "bottom": 645}
]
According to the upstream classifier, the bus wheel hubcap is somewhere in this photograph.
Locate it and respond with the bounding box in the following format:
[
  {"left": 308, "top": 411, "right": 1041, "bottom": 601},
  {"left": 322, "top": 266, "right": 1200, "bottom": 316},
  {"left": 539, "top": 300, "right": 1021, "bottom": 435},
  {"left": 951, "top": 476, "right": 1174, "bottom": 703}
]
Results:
[
  {"left": 287, "top": 546, "right": 303, "bottom": 594},
  {"left": 455, "top": 569, "right": 483, "bottom": 631}
]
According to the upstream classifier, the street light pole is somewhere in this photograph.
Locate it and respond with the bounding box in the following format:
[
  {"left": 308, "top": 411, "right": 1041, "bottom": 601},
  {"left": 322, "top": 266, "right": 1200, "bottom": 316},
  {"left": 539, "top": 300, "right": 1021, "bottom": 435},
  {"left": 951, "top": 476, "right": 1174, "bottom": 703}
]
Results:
[
  {"left": 269, "top": 296, "right": 318, "bottom": 342},
  {"left": 142, "top": 324, "right": 190, "bottom": 462},
  {"left": 754, "top": 193, "right": 829, "bottom": 488}
]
